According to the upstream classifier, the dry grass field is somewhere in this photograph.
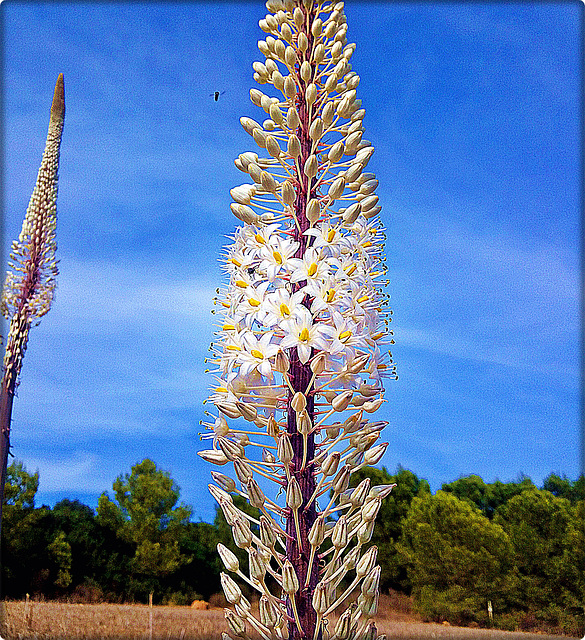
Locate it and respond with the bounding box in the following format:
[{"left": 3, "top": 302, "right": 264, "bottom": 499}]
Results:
[{"left": 3, "top": 598, "right": 580, "bottom": 640}]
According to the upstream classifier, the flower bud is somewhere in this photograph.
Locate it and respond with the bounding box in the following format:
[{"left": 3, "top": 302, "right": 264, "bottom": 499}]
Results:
[
  {"left": 297, "top": 409, "right": 312, "bottom": 435},
  {"left": 350, "top": 477, "right": 371, "bottom": 508},
  {"left": 312, "top": 582, "right": 329, "bottom": 615},
  {"left": 356, "top": 545, "right": 378, "bottom": 578},
  {"left": 361, "top": 565, "right": 381, "bottom": 597},
  {"left": 303, "top": 154, "right": 318, "bottom": 178},
  {"left": 369, "top": 483, "right": 397, "bottom": 500},
  {"left": 286, "top": 475, "right": 302, "bottom": 510},
  {"left": 259, "top": 595, "right": 280, "bottom": 628},
  {"left": 282, "top": 559, "right": 300, "bottom": 594},
  {"left": 363, "top": 442, "right": 388, "bottom": 465},
  {"left": 211, "top": 471, "right": 237, "bottom": 493},
  {"left": 328, "top": 176, "right": 345, "bottom": 200},
  {"left": 246, "top": 478, "right": 266, "bottom": 509},
  {"left": 260, "top": 515, "right": 277, "bottom": 548},
  {"left": 232, "top": 516, "right": 253, "bottom": 549},
  {"left": 218, "top": 437, "right": 244, "bottom": 461},
  {"left": 248, "top": 547, "right": 267, "bottom": 582},
  {"left": 217, "top": 543, "right": 239, "bottom": 572},
  {"left": 333, "top": 608, "right": 352, "bottom": 639},
  {"left": 307, "top": 198, "right": 320, "bottom": 224},
  {"left": 361, "top": 496, "right": 381, "bottom": 522},
  {"left": 306, "top": 83, "right": 318, "bottom": 106},
  {"left": 331, "top": 515, "right": 348, "bottom": 550},
  {"left": 291, "top": 391, "right": 307, "bottom": 412},
  {"left": 197, "top": 449, "right": 229, "bottom": 466},
  {"left": 284, "top": 75, "right": 297, "bottom": 97},
  {"left": 221, "top": 571, "right": 242, "bottom": 604},
  {"left": 265, "top": 134, "right": 282, "bottom": 158},
  {"left": 287, "top": 135, "right": 301, "bottom": 158},
  {"left": 278, "top": 433, "right": 294, "bottom": 465},
  {"left": 225, "top": 609, "right": 246, "bottom": 637},
  {"left": 308, "top": 515, "right": 325, "bottom": 547},
  {"left": 320, "top": 451, "right": 341, "bottom": 477},
  {"left": 332, "top": 390, "right": 353, "bottom": 411},
  {"left": 332, "top": 464, "right": 351, "bottom": 494}
]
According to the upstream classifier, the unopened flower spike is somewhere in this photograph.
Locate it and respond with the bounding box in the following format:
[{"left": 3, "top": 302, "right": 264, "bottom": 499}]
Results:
[
  {"left": 0, "top": 74, "right": 65, "bottom": 528},
  {"left": 199, "top": 3, "right": 396, "bottom": 638}
]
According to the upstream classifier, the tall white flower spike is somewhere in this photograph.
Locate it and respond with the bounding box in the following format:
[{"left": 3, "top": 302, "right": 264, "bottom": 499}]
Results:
[{"left": 199, "top": 3, "right": 397, "bottom": 638}]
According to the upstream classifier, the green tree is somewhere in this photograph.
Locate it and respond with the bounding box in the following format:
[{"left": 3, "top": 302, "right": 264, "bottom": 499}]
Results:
[
  {"left": 3, "top": 460, "right": 39, "bottom": 509},
  {"left": 543, "top": 473, "right": 585, "bottom": 504},
  {"left": 348, "top": 465, "right": 430, "bottom": 592},
  {"left": 97, "top": 459, "right": 192, "bottom": 599},
  {"left": 442, "top": 474, "right": 534, "bottom": 519},
  {"left": 397, "top": 491, "right": 515, "bottom": 625},
  {"left": 47, "top": 530, "right": 72, "bottom": 589},
  {"left": 494, "top": 488, "right": 578, "bottom": 622}
]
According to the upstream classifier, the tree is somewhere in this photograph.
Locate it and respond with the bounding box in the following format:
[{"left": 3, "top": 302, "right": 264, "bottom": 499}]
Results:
[
  {"left": 3, "top": 460, "right": 39, "bottom": 510},
  {"left": 543, "top": 473, "right": 585, "bottom": 504},
  {"left": 442, "top": 474, "right": 534, "bottom": 519},
  {"left": 397, "top": 491, "right": 515, "bottom": 625},
  {"left": 97, "top": 459, "right": 192, "bottom": 599},
  {"left": 349, "top": 465, "right": 430, "bottom": 592},
  {"left": 494, "top": 488, "right": 578, "bottom": 620}
]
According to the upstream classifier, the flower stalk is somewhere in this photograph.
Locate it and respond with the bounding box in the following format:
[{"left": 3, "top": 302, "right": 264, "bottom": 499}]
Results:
[
  {"left": 199, "top": 1, "right": 396, "bottom": 638},
  {"left": 0, "top": 73, "right": 65, "bottom": 536}
]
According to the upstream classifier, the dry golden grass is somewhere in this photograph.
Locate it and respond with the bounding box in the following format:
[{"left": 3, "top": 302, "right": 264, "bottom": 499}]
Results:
[{"left": 3, "top": 598, "right": 579, "bottom": 640}]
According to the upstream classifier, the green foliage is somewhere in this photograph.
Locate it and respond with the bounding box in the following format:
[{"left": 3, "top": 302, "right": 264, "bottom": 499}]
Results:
[
  {"left": 3, "top": 460, "right": 39, "bottom": 509},
  {"left": 47, "top": 530, "right": 72, "bottom": 588},
  {"left": 2, "top": 459, "right": 583, "bottom": 637},
  {"left": 442, "top": 474, "right": 534, "bottom": 519},
  {"left": 397, "top": 491, "right": 515, "bottom": 624},
  {"left": 542, "top": 473, "right": 585, "bottom": 504},
  {"left": 494, "top": 488, "right": 580, "bottom": 614},
  {"left": 349, "top": 465, "right": 430, "bottom": 592},
  {"left": 96, "top": 459, "right": 192, "bottom": 598}
]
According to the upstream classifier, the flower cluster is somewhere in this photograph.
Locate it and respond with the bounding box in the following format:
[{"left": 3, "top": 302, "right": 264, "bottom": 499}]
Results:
[
  {"left": 198, "top": 2, "right": 396, "bottom": 638},
  {"left": 2, "top": 74, "right": 64, "bottom": 390}
]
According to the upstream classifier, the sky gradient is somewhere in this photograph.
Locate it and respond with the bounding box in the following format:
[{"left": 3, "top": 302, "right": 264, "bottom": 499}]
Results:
[{"left": 2, "top": 1, "right": 581, "bottom": 523}]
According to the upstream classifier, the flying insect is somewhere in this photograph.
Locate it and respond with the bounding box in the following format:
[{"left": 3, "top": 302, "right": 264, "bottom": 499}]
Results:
[{"left": 211, "top": 91, "right": 226, "bottom": 101}]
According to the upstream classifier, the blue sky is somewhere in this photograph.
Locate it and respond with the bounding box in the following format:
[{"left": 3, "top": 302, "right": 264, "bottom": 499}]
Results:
[{"left": 1, "top": 1, "right": 581, "bottom": 523}]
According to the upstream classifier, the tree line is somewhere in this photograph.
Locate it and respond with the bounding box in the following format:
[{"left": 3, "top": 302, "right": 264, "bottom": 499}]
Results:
[{"left": 2, "top": 458, "right": 584, "bottom": 636}]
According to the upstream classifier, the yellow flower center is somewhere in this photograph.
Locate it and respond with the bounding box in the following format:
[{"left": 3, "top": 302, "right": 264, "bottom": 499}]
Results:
[
  {"left": 226, "top": 345, "right": 241, "bottom": 352},
  {"left": 215, "top": 386, "right": 228, "bottom": 394},
  {"left": 255, "top": 233, "right": 266, "bottom": 245},
  {"left": 327, "top": 228, "right": 336, "bottom": 243},
  {"left": 362, "top": 241, "right": 372, "bottom": 248},
  {"left": 280, "top": 303, "right": 291, "bottom": 317},
  {"left": 251, "top": 349, "right": 264, "bottom": 359},
  {"left": 235, "top": 280, "right": 248, "bottom": 288},
  {"left": 326, "top": 289, "right": 336, "bottom": 303},
  {"left": 248, "top": 298, "right": 261, "bottom": 307},
  {"left": 222, "top": 324, "right": 236, "bottom": 331},
  {"left": 299, "top": 327, "right": 310, "bottom": 342},
  {"left": 357, "top": 294, "right": 369, "bottom": 303},
  {"left": 273, "top": 251, "right": 283, "bottom": 264},
  {"left": 229, "top": 258, "right": 242, "bottom": 267},
  {"left": 345, "top": 263, "right": 357, "bottom": 276},
  {"left": 339, "top": 330, "right": 352, "bottom": 343},
  {"left": 308, "top": 262, "right": 318, "bottom": 277}
]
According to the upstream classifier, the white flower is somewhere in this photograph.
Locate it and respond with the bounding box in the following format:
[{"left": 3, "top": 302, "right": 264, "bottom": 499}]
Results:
[
  {"left": 233, "top": 281, "right": 271, "bottom": 327},
  {"left": 289, "top": 247, "right": 332, "bottom": 292},
  {"left": 238, "top": 330, "right": 279, "bottom": 378},
  {"left": 262, "top": 288, "right": 306, "bottom": 327},
  {"left": 309, "top": 277, "right": 351, "bottom": 317},
  {"left": 258, "top": 235, "right": 299, "bottom": 281},
  {"left": 304, "top": 222, "right": 349, "bottom": 257},
  {"left": 328, "top": 311, "right": 369, "bottom": 357},
  {"left": 280, "top": 306, "right": 335, "bottom": 364}
]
